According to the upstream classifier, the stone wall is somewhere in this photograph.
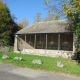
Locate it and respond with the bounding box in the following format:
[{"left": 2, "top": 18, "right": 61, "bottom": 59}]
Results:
[
  {"left": 0, "top": 46, "right": 13, "bottom": 52},
  {"left": 14, "top": 49, "right": 74, "bottom": 58}
]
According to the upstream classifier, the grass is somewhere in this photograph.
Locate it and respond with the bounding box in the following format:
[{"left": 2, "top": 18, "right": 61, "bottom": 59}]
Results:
[{"left": 0, "top": 52, "right": 80, "bottom": 76}]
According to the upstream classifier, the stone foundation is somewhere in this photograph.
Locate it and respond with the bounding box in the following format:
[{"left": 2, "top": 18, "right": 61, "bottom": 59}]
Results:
[{"left": 14, "top": 49, "right": 74, "bottom": 58}]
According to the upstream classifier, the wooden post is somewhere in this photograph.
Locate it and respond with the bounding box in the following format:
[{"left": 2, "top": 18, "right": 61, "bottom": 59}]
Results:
[
  {"left": 58, "top": 34, "right": 60, "bottom": 50},
  {"left": 24, "top": 35, "right": 26, "bottom": 49},
  {"left": 46, "top": 34, "right": 47, "bottom": 49},
  {"left": 34, "top": 35, "right": 36, "bottom": 49}
]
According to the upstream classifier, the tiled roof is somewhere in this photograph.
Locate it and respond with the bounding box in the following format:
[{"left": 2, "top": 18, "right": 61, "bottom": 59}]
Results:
[{"left": 16, "top": 20, "right": 72, "bottom": 34}]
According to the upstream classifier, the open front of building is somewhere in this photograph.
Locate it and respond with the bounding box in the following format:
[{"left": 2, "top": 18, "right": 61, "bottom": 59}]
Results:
[
  {"left": 17, "top": 33, "right": 73, "bottom": 51},
  {"left": 14, "top": 20, "right": 76, "bottom": 58}
]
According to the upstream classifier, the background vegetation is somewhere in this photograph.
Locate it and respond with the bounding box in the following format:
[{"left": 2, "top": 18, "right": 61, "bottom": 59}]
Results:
[{"left": 0, "top": 0, "right": 22, "bottom": 46}]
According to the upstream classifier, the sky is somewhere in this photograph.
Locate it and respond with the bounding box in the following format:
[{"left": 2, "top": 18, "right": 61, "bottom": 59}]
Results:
[{"left": 2, "top": 0, "right": 48, "bottom": 25}]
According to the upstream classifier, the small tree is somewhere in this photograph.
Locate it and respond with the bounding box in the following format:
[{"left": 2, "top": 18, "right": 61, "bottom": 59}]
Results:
[
  {"left": 44, "top": 11, "right": 60, "bottom": 21},
  {"left": 33, "top": 12, "right": 42, "bottom": 23},
  {"left": 21, "top": 18, "right": 29, "bottom": 27},
  {"left": 44, "top": 0, "right": 68, "bottom": 19}
]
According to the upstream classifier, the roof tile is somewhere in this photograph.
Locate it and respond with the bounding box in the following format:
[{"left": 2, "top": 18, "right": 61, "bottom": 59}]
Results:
[{"left": 16, "top": 20, "right": 71, "bottom": 34}]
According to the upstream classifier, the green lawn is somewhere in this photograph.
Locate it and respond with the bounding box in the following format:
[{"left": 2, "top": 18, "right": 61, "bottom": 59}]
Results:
[{"left": 0, "top": 52, "right": 80, "bottom": 76}]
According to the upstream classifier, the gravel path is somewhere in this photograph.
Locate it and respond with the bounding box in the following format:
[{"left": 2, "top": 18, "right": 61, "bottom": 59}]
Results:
[{"left": 0, "top": 63, "right": 80, "bottom": 80}]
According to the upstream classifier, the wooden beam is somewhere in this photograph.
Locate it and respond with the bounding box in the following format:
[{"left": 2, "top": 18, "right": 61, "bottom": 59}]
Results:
[
  {"left": 34, "top": 35, "right": 36, "bottom": 49},
  {"left": 46, "top": 34, "right": 47, "bottom": 49},
  {"left": 24, "top": 35, "right": 26, "bottom": 49},
  {"left": 58, "top": 34, "right": 60, "bottom": 50}
]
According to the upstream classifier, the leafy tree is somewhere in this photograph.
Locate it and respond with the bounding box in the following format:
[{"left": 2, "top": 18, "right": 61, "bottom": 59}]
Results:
[
  {"left": 11, "top": 14, "right": 17, "bottom": 21},
  {"left": 16, "top": 23, "right": 24, "bottom": 29},
  {"left": 44, "top": 0, "right": 69, "bottom": 19},
  {"left": 63, "top": 0, "right": 80, "bottom": 36},
  {"left": 44, "top": 11, "right": 60, "bottom": 21},
  {"left": 33, "top": 12, "right": 42, "bottom": 23},
  {"left": 63, "top": 0, "right": 80, "bottom": 51},
  {"left": 20, "top": 18, "right": 29, "bottom": 27},
  {"left": 0, "top": 0, "right": 21, "bottom": 46}
]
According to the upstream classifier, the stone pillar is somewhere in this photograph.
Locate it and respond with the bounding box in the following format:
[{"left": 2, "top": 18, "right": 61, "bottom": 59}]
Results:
[
  {"left": 46, "top": 34, "right": 47, "bottom": 49},
  {"left": 58, "top": 34, "right": 60, "bottom": 50},
  {"left": 73, "top": 33, "right": 77, "bottom": 53},
  {"left": 34, "top": 35, "right": 36, "bottom": 49},
  {"left": 14, "top": 35, "right": 18, "bottom": 51}
]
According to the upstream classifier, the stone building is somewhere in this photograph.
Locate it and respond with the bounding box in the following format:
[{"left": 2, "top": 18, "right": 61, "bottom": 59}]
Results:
[{"left": 14, "top": 20, "right": 77, "bottom": 58}]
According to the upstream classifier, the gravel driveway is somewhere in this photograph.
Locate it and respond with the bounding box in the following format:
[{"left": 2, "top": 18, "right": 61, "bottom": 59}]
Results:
[{"left": 0, "top": 63, "right": 80, "bottom": 80}]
